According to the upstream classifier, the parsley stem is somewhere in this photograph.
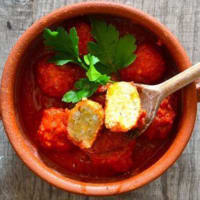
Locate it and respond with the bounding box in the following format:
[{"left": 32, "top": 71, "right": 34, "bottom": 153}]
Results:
[
  {"left": 77, "top": 57, "right": 88, "bottom": 70},
  {"left": 80, "top": 62, "right": 88, "bottom": 70}
]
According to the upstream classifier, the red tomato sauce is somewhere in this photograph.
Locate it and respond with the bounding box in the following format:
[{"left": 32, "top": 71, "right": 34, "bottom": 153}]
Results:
[{"left": 17, "top": 16, "right": 179, "bottom": 182}]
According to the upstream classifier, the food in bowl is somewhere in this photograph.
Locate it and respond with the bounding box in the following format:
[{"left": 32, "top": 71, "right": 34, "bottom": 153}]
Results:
[
  {"left": 67, "top": 99, "right": 104, "bottom": 149},
  {"left": 18, "top": 16, "right": 178, "bottom": 181}
]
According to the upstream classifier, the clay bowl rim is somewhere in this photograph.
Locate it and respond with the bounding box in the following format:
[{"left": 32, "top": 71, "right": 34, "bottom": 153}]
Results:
[{"left": 0, "top": 1, "right": 197, "bottom": 196}]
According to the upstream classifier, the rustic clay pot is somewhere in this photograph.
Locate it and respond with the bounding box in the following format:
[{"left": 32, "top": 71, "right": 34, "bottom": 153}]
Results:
[{"left": 0, "top": 2, "right": 197, "bottom": 196}]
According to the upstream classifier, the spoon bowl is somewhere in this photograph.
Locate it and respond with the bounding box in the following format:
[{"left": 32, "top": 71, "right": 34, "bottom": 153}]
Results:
[{"left": 135, "top": 84, "right": 161, "bottom": 135}]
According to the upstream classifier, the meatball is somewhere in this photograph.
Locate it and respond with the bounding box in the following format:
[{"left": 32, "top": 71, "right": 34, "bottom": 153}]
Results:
[
  {"left": 120, "top": 43, "right": 166, "bottom": 84},
  {"left": 67, "top": 100, "right": 104, "bottom": 149},
  {"left": 37, "top": 108, "right": 73, "bottom": 151},
  {"left": 144, "top": 95, "right": 177, "bottom": 140},
  {"left": 36, "top": 57, "right": 84, "bottom": 98},
  {"left": 72, "top": 22, "right": 93, "bottom": 56},
  {"left": 105, "top": 82, "right": 142, "bottom": 132},
  {"left": 88, "top": 130, "right": 136, "bottom": 173}
]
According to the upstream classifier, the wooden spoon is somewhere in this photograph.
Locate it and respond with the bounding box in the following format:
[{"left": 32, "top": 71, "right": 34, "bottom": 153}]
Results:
[{"left": 135, "top": 63, "right": 200, "bottom": 137}]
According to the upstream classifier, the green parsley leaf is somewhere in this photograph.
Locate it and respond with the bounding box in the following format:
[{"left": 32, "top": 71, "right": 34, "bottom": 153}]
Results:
[
  {"left": 96, "top": 74, "right": 110, "bottom": 85},
  {"left": 62, "top": 78, "right": 99, "bottom": 103},
  {"left": 49, "top": 52, "right": 74, "bottom": 65},
  {"left": 75, "top": 78, "right": 99, "bottom": 96},
  {"left": 87, "top": 64, "right": 101, "bottom": 81},
  {"left": 74, "top": 78, "right": 89, "bottom": 89},
  {"left": 75, "top": 78, "right": 98, "bottom": 91},
  {"left": 62, "top": 91, "right": 79, "bottom": 103},
  {"left": 83, "top": 54, "right": 99, "bottom": 66},
  {"left": 114, "top": 34, "right": 137, "bottom": 69},
  {"left": 62, "top": 90, "right": 91, "bottom": 103},
  {"left": 88, "top": 19, "right": 137, "bottom": 72},
  {"left": 43, "top": 27, "right": 80, "bottom": 64},
  {"left": 84, "top": 54, "right": 110, "bottom": 84},
  {"left": 95, "top": 62, "right": 113, "bottom": 75},
  {"left": 86, "top": 65, "right": 110, "bottom": 85}
]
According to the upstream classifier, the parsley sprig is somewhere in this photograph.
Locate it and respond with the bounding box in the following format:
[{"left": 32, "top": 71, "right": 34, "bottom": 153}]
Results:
[
  {"left": 43, "top": 27, "right": 87, "bottom": 69},
  {"left": 43, "top": 19, "right": 137, "bottom": 103},
  {"left": 88, "top": 19, "right": 137, "bottom": 72},
  {"left": 62, "top": 78, "right": 99, "bottom": 103}
]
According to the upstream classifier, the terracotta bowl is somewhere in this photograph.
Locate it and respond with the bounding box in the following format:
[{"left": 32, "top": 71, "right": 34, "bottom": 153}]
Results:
[{"left": 0, "top": 2, "right": 198, "bottom": 196}]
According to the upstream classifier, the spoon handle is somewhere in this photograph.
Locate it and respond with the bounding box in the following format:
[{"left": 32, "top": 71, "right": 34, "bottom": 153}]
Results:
[{"left": 158, "top": 63, "right": 200, "bottom": 99}]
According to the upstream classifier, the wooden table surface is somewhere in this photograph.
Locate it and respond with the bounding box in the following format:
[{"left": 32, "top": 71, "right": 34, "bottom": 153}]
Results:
[{"left": 0, "top": 0, "right": 200, "bottom": 199}]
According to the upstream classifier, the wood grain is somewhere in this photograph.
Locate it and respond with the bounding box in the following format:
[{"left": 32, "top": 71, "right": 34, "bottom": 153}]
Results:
[{"left": 0, "top": 0, "right": 200, "bottom": 199}]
